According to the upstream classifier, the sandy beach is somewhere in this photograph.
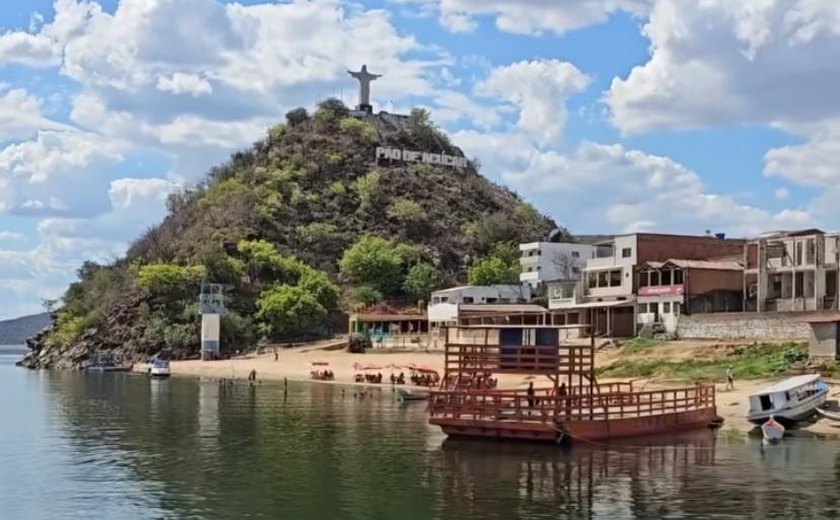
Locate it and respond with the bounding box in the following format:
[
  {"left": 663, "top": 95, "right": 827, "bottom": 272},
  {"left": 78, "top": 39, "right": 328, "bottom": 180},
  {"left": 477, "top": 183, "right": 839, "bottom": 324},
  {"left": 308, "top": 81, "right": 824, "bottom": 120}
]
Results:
[{"left": 161, "top": 341, "right": 840, "bottom": 438}]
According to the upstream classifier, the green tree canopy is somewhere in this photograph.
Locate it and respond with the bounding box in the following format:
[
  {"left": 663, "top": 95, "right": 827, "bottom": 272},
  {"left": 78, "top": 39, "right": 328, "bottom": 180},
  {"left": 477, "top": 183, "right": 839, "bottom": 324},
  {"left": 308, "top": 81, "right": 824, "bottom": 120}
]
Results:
[
  {"left": 403, "top": 262, "right": 444, "bottom": 302},
  {"left": 467, "top": 243, "right": 520, "bottom": 286},
  {"left": 339, "top": 236, "right": 416, "bottom": 295},
  {"left": 256, "top": 285, "right": 327, "bottom": 341}
]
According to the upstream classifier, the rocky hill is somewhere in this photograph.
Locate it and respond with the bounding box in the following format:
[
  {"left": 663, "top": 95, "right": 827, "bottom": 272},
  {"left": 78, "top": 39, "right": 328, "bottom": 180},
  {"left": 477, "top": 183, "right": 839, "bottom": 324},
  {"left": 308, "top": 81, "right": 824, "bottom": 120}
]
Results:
[
  {"left": 21, "top": 100, "right": 566, "bottom": 369},
  {"left": 0, "top": 312, "right": 52, "bottom": 345}
]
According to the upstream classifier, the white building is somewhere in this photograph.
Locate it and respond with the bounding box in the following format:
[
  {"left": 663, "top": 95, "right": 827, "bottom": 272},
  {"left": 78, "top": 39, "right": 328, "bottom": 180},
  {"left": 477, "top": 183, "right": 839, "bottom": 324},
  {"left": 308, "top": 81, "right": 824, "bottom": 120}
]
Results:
[
  {"left": 519, "top": 242, "right": 596, "bottom": 288},
  {"left": 428, "top": 285, "right": 531, "bottom": 326}
]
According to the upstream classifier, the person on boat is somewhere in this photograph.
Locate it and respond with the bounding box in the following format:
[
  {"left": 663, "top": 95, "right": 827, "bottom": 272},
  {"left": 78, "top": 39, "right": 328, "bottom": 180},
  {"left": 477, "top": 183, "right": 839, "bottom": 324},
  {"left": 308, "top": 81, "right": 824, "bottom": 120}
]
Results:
[
  {"left": 527, "top": 382, "right": 535, "bottom": 408},
  {"left": 725, "top": 366, "right": 735, "bottom": 391}
]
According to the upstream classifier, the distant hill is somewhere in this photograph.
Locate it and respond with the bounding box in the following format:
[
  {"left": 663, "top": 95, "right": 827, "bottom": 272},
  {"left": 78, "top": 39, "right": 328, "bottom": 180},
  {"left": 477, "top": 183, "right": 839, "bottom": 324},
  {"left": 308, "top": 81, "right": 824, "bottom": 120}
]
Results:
[
  {"left": 0, "top": 312, "right": 52, "bottom": 345},
  {"left": 22, "top": 100, "right": 567, "bottom": 369}
]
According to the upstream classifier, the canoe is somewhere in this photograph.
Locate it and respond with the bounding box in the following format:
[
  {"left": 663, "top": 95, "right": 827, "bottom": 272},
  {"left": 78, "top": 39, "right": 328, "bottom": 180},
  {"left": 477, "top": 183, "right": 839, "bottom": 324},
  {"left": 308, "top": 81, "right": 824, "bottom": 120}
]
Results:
[
  {"left": 396, "top": 388, "right": 428, "bottom": 402},
  {"left": 816, "top": 400, "right": 840, "bottom": 421},
  {"left": 761, "top": 417, "right": 785, "bottom": 444}
]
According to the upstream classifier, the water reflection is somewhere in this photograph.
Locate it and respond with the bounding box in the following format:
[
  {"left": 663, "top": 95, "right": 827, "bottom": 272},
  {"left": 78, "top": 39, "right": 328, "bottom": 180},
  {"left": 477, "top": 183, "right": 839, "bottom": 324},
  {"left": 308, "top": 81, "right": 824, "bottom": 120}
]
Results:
[{"left": 3, "top": 366, "right": 840, "bottom": 519}]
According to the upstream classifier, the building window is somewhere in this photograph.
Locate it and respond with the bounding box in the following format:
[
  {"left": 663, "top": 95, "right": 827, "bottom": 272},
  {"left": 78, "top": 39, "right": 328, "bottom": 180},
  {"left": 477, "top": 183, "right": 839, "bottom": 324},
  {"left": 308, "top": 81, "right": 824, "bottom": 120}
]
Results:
[
  {"left": 609, "top": 270, "right": 622, "bottom": 287},
  {"left": 796, "top": 242, "right": 803, "bottom": 265},
  {"left": 663, "top": 302, "right": 671, "bottom": 314},
  {"left": 639, "top": 272, "right": 649, "bottom": 288},
  {"left": 598, "top": 271, "right": 608, "bottom": 287},
  {"left": 638, "top": 303, "right": 647, "bottom": 314},
  {"left": 462, "top": 296, "right": 474, "bottom": 303},
  {"left": 674, "top": 302, "right": 681, "bottom": 316},
  {"left": 622, "top": 247, "right": 632, "bottom": 258},
  {"left": 673, "top": 269, "right": 684, "bottom": 285},
  {"left": 571, "top": 251, "right": 580, "bottom": 258},
  {"left": 650, "top": 270, "right": 660, "bottom": 286},
  {"left": 486, "top": 297, "right": 498, "bottom": 303},
  {"left": 662, "top": 269, "right": 672, "bottom": 286},
  {"left": 588, "top": 274, "right": 597, "bottom": 289},
  {"left": 807, "top": 239, "right": 815, "bottom": 264},
  {"left": 572, "top": 266, "right": 581, "bottom": 275}
]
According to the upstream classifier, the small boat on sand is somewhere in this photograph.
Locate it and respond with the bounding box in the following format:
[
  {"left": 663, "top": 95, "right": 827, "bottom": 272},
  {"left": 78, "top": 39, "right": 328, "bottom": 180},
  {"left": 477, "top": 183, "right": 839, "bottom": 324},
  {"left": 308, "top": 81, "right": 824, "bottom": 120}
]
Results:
[
  {"left": 761, "top": 416, "right": 785, "bottom": 443},
  {"left": 747, "top": 374, "right": 828, "bottom": 425},
  {"left": 816, "top": 400, "right": 840, "bottom": 421},
  {"left": 396, "top": 388, "right": 428, "bottom": 402},
  {"left": 148, "top": 358, "right": 171, "bottom": 378}
]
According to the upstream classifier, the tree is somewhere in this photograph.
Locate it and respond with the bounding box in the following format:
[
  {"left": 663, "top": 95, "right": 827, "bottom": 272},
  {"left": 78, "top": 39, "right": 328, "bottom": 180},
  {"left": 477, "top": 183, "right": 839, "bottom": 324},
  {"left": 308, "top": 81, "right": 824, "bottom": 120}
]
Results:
[
  {"left": 314, "top": 98, "right": 350, "bottom": 123},
  {"left": 298, "top": 270, "right": 340, "bottom": 312},
  {"left": 352, "top": 170, "right": 382, "bottom": 210},
  {"left": 403, "top": 262, "right": 444, "bottom": 302},
  {"left": 468, "top": 257, "right": 518, "bottom": 286},
  {"left": 285, "top": 107, "right": 309, "bottom": 126},
  {"left": 353, "top": 285, "right": 383, "bottom": 305},
  {"left": 467, "top": 243, "right": 520, "bottom": 286},
  {"left": 256, "top": 285, "right": 327, "bottom": 341},
  {"left": 549, "top": 250, "right": 581, "bottom": 281},
  {"left": 339, "top": 236, "right": 415, "bottom": 295}
]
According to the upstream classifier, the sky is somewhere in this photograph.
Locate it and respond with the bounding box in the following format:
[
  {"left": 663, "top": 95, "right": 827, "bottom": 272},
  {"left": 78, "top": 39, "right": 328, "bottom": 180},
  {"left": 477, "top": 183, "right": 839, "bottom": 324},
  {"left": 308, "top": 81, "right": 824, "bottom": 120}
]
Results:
[{"left": 0, "top": 0, "right": 838, "bottom": 319}]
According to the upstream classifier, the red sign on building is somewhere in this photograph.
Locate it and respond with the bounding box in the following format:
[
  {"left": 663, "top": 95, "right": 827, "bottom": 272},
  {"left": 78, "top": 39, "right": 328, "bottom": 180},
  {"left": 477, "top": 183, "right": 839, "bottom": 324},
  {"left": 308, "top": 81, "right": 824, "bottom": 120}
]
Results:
[{"left": 639, "top": 284, "right": 685, "bottom": 296}]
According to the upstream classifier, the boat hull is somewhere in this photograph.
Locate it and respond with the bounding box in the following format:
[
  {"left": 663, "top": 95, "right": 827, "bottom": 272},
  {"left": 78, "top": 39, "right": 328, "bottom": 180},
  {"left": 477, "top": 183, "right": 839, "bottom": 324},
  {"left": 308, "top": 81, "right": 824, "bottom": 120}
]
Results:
[
  {"left": 149, "top": 368, "right": 171, "bottom": 378},
  {"left": 747, "top": 389, "right": 828, "bottom": 425},
  {"left": 761, "top": 420, "right": 785, "bottom": 443},
  {"left": 431, "top": 408, "right": 719, "bottom": 443}
]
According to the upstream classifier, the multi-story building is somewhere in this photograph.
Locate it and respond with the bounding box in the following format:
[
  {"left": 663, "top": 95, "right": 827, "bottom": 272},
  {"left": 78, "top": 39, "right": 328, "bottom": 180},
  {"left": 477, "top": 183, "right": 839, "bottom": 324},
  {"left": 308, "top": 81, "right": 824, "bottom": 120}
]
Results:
[
  {"left": 744, "top": 229, "right": 840, "bottom": 312},
  {"left": 519, "top": 242, "right": 596, "bottom": 289},
  {"left": 636, "top": 259, "right": 744, "bottom": 333},
  {"left": 551, "top": 233, "right": 745, "bottom": 337}
]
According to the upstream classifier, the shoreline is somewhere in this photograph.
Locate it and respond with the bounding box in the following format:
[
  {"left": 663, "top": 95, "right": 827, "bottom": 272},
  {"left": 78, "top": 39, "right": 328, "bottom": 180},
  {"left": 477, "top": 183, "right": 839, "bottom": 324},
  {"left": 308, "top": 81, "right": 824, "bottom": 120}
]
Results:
[{"left": 146, "top": 347, "right": 840, "bottom": 439}]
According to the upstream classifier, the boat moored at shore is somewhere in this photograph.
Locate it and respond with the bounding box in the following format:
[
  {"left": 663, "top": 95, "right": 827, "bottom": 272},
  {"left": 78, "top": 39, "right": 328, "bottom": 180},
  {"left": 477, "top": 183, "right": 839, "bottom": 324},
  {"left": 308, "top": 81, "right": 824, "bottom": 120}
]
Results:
[
  {"left": 149, "top": 358, "right": 171, "bottom": 378},
  {"left": 747, "top": 374, "right": 828, "bottom": 425},
  {"left": 428, "top": 323, "right": 721, "bottom": 443}
]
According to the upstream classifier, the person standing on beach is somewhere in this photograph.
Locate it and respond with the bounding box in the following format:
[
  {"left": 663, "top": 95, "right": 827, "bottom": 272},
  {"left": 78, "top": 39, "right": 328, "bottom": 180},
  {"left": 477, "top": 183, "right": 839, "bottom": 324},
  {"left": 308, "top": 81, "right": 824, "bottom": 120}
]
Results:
[
  {"left": 526, "top": 382, "right": 535, "bottom": 408},
  {"left": 725, "top": 366, "right": 735, "bottom": 391}
]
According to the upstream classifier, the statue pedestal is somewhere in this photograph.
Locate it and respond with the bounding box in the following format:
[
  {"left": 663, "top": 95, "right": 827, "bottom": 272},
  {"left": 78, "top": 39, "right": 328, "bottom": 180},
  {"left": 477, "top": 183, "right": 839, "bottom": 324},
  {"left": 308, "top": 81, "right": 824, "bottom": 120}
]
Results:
[{"left": 357, "top": 103, "right": 373, "bottom": 114}]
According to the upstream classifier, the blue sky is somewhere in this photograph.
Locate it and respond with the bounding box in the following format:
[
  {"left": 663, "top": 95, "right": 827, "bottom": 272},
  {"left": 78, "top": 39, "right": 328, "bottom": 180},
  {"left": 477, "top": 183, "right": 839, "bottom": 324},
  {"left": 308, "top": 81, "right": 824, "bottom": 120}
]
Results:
[{"left": 0, "top": 0, "right": 837, "bottom": 319}]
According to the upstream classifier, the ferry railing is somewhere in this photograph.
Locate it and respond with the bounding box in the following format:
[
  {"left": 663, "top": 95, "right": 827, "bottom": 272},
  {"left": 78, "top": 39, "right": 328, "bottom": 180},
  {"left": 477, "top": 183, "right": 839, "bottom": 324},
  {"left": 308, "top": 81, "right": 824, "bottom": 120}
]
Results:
[
  {"left": 429, "top": 385, "right": 715, "bottom": 424},
  {"left": 444, "top": 342, "right": 593, "bottom": 374}
]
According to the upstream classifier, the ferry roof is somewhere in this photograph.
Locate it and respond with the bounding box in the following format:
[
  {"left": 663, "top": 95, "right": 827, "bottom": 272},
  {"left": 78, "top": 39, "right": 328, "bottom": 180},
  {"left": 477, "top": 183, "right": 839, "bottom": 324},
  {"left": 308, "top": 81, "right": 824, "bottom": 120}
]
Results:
[{"left": 750, "top": 374, "right": 822, "bottom": 395}]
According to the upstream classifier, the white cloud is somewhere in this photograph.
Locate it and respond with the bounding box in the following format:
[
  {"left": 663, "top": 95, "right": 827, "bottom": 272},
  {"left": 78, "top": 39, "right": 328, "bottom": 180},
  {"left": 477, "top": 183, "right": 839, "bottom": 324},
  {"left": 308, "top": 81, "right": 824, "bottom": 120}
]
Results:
[
  {"left": 157, "top": 73, "right": 213, "bottom": 97},
  {"left": 455, "top": 130, "right": 810, "bottom": 234},
  {"left": 0, "top": 31, "right": 58, "bottom": 67},
  {"left": 774, "top": 187, "right": 790, "bottom": 200},
  {"left": 478, "top": 60, "right": 591, "bottom": 145},
  {"left": 0, "top": 130, "right": 124, "bottom": 217},
  {"left": 394, "top": 0, "right": 649, "bottom": 35},
  {"left": 0, "top": 231, "right": 25, "bottom": 243},
  {"left": 606, "top": 0, "right": 840, "bottom": 135},
  {"left": 0, "top": 88, "right": 69, "bottom": 141},
  {"left": 764, "top": 120, "right": 840, "bottom": 187}
]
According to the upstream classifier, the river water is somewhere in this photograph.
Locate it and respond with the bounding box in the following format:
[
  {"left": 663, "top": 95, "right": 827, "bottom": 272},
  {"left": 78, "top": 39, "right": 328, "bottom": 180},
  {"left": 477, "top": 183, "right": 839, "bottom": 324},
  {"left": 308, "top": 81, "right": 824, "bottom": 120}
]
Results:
[{"left": 3, "top": 344, "right": 840, "bottom": 519}]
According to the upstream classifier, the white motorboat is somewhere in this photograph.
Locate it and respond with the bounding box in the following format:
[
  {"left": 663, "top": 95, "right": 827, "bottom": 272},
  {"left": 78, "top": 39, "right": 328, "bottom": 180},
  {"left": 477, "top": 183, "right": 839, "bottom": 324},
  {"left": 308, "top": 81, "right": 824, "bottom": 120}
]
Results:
[
  {"left": 747, "top": 374, "right": 828, "bottom": 425},
  {"left": 149, "top": 358, "right": 171, "bottom": 378},
  {"left": 761, "top": 416, "right": 785, "bottom": 443}
]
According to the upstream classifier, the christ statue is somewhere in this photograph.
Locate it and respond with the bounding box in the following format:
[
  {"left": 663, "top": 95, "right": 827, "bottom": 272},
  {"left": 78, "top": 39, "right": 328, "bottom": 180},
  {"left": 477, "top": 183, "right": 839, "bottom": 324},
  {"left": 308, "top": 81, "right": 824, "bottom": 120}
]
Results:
[{"left": 348, "top": 64, "right": 382, "bottom": 110}]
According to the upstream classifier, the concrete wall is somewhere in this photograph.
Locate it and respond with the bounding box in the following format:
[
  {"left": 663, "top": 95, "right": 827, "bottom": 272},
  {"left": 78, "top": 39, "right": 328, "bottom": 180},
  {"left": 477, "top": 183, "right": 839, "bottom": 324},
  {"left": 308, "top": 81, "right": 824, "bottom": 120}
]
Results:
[
  {"left": 676, "top": 312, "right": 819, "bottom": 341},
  {"left": 809, "top": 322, "right": 838, "bottom": 358},
  {"left": 636, "top": 234, "right": 745, "bottom": 265}
]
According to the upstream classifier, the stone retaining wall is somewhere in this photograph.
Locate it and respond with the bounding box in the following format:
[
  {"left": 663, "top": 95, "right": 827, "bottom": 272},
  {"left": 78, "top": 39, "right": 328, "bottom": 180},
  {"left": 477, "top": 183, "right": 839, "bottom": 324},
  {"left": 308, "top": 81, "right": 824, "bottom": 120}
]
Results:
[{"left": 676, "top": 312, "right": 826, "bottom": 341}]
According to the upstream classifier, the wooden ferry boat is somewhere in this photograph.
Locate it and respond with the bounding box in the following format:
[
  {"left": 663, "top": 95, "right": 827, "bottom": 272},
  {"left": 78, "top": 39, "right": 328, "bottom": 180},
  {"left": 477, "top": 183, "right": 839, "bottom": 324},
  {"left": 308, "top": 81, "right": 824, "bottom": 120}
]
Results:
[{"left": 428, "top": 324, "right": 720, "bottom": 443}]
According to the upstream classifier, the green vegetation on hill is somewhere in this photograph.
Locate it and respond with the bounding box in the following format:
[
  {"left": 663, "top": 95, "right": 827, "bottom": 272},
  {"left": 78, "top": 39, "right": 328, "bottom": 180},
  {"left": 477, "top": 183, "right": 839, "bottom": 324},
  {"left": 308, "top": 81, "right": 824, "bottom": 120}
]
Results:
[{"left": 23, "top": 100, "right": 564, "bottom": 368}]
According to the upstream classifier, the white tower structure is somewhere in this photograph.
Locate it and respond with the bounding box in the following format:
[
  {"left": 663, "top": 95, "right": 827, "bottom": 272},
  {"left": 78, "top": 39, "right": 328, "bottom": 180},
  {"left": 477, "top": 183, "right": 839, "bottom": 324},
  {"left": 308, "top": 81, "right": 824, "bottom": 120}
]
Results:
[{"left": 199, "top": 283, "right": 226, "bottom": 361}]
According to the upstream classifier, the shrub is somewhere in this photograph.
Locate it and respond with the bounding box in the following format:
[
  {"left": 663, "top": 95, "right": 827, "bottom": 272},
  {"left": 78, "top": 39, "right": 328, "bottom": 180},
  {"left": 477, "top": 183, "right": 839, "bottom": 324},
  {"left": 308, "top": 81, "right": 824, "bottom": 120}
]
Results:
[
  {"left": 352, "top": 170, "right": 381, "bottom": 210},
  {"left": 340, "top": 117, "right": 376, "bottom": 141},
  {"left": 348, "top": 333, "right": 372, "bottom": 354},
  {"left": 353, "top": 285, "right": 383, "bottom": 305},
  {"left": 387, "top": 198, "right": 427, "bottom": 224},
  {"left": 285, "top": 107, "right": 309, "bottom": 126}
]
